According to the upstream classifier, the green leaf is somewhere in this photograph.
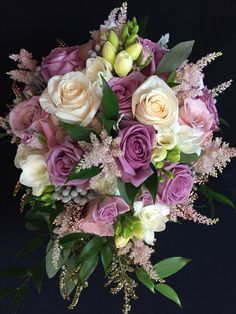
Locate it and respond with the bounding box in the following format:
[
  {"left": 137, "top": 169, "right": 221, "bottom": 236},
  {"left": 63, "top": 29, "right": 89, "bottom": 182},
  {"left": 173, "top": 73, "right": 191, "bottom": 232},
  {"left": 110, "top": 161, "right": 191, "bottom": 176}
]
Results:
[
  {"left": 117, "top": 179, "right": 141, "bottom": 206},
  {"left": 154, "top": 256, "right": 191, "bottom": 278},
  {"left": 0, "top": 133, "right": 10, "bottom": 139},
  {"left": 60, "top": 257, "right": 78, "bottom": 298},
  {"left": 33, "top": 264, "right": 44, "bottom": 293},
  {"left": 77, "top": 253, "right": 99, "bottom": 284},
  {"left": 0, "top": 287, "right": 16, "bottom": 298},
  {"left": 167, "top": 70, "right": 177, "bottom": 85},
  {"left": 144, "top": 163, "right": 159, "bottom": 203},
  {"left": 45, "top": 240, "right": 70, "bottom": 279},
  {"left": 16, "top": 234, "right": 45, "bottom": 258},
  {"left": 60, "top": 122, "right": 95, "bottom": 142},
  {"left": 219, "top": 117, "right": 231, "bottom": 130},
  {"left": 101, "top": 116, "right": 115, "bottom": 135},
  {"left": 180, "top": 152, "right": 200, "bottom": 164},
  {"left": 76, "top": 236, "right": 102, "bottom": 266},
  {"left": 135, "top": 267, "right": 155, "bottom": 293},
  {"left": 0, "top": 267, "right": 31, "bottom": 278},
  {"left": 60, "top": 233, "right": 86, "bottom": 249},
  {"left": 198, "top": 185, "right": 235, "bottom": 208},
  {"left": 14, "top": 285, "right": 29, "bottom": 309},
  {"left": 100, "top": 245, "right": 113, "bottom": 274},
  {"left": 101, "top": 75, "right": 119, "bottom": 120},
  {"left": 25, "top": 217, "right": 48, "bottom": 231},
  {"left": 68, "top": 165, "right": 101, "bottom": 181},
  {"left": 157, "top": 40, "right": 195, "bottom": 74},
  {"left": 155, "top": 283, "right": 182, "bottom": 307}
]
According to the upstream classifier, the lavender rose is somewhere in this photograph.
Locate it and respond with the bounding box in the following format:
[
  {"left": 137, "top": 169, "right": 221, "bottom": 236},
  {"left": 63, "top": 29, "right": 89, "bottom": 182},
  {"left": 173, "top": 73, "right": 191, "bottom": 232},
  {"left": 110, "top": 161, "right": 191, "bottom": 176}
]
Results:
[
  {"left": 79, "top": 197, "right": 130, "bottom": 237},
  {"left": 139, "top": 38, "right": 166, "bottom": 76},
  {"left": 158, "top": 163, "right": 194, "bottom": 205},
  {"left": 41, "top": 40, "right": 94, "bottom": 81},
  {"left": 109, "top": 71, "right": 145, "bottom": 116},
  {"left": 46, "top": 137, "right": 88, "bottom": 187},
  {"left": 117, "top": 120, "right": 156, "bottom": 187}
]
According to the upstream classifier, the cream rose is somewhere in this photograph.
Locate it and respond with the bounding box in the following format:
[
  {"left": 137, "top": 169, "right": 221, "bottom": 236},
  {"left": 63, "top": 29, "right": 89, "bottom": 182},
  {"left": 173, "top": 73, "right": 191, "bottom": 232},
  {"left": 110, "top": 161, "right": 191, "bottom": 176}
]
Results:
[
  {"left": 85, "top": 56, "right": 113, "bottom": 84},
  {"left": 39, "top": 71, "right": 102, "bottom": 125},
  {"left": 19, "top": 154, "right": 50, "bottom": 196},
  {"left": 133, "top": 201, "right": 170, "bottom": 245},
  {"left": 132, "top": 76, "right": 178, "bottom": 130}
]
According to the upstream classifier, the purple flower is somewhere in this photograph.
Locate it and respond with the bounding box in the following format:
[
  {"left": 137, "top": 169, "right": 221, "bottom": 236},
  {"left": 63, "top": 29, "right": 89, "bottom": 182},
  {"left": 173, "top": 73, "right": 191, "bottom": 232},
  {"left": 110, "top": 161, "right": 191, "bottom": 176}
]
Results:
[
  {"left": 109, "top": 71, "right": 145, "bottom": 116},
  {"left": 140, "top": 190, "right": 154, "bottom": 206},
  {"left": 46, "top": 137, "right": 88, "bottom": 187},
  {"left": 79, "top": 197, "right": 130, "bottom": 237},
  {"left": 158, "top": 163, "right": 194, "bottom": 205},
  {"left": 139, "top": 38, "right": 166, "bottom": 76},
  {"left": 41, "top": 40, "right": 94, "bottom": 81},
  {"left": 117, "top": 120, "right": 156, "bottom": 187}
]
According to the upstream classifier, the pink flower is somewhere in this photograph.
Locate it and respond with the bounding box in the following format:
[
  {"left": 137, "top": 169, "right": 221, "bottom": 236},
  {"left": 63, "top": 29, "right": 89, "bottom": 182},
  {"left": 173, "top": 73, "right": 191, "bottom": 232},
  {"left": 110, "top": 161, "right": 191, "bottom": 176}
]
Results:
[
  {"left": 79, "top": 197, "right": 130, "bottom": 237},
  {"left": 41, "top": 40, "right": 94, "bottom": 81},
  {"left": 109, "top": 71, "right": 145, "bottom": 116},
  {"left": 9, "top": 96, "right": 58, "bottom": 149}
]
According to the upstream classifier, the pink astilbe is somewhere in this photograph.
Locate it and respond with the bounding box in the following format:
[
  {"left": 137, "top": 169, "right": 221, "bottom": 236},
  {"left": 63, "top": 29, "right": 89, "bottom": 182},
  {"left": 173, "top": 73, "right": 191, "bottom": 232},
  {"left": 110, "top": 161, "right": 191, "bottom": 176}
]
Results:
[
  {"left": 211, "top": 80, "right": 233, "bottom": 97},
  {"left": 196, "top": 52, "right": 223, "bottom": 71},
  {"left": 195, "top": 136, "right": 236, "bottom": 178}
]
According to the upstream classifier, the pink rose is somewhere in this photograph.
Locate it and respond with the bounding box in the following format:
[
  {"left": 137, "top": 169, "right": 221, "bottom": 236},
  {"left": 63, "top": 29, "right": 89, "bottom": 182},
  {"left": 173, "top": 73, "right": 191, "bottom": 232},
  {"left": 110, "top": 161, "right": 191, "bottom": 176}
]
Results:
[
  {"left": 109, "top": 71, "right": 145, "bottom": 116},
  {"left": 41, "top": 40, "right": 94, "bottom": 81},
  {"left": 79, "top": 197, "right": 130, "bottom": 237},
  {"left": 9, "top": 96, "right": 58, "bottom": 149}
]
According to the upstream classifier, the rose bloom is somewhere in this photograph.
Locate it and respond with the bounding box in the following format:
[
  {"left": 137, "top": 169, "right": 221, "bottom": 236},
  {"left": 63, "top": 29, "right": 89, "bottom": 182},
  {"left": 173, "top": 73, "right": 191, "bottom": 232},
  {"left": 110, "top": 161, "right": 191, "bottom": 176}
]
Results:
[
  {"left": 109, "top": 71, "right": 145, "bottom": 116},
  {"left": 79, "top": 197, "right": 130, "bottom": 237},
  {"left": 9, "top": 96, "right": 58, "bottom": 149},
  {"left": 139, "top": 38, "right": 166, "bottom": 76},
  {"left": 158, "top": 163, "right": 194, "bottom": 205},
  {"left": 41, "top": 41, "right": 94, "bottom": 81},
  {"left": 46, "top": 137, "right": 88, "bottom": 187},
  {"left": 85, "top": 56, "right": 113, "bottom": 84},
  {"left": 198, "top": 88, "right": 219, "bottom": 131},
  {"left": 39, "top": 71, "right": 102, "bottom": 125},
  {"left": 132, "top": 76, "right": 178, "bottom": 130},
  {"left": 117, "top": 120, "right": 156, "bottom": 187}
]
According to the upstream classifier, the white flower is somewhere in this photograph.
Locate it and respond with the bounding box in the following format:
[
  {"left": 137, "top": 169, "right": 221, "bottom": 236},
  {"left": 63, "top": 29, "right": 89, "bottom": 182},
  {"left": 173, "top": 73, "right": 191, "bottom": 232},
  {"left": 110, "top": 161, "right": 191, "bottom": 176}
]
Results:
[
  {"left": 85, "top": 56, "right": 113, "bottom": 84},
  {"left": 132, "top": 75, "right": 178, "bottom": 130},
  {"left": 14, "top": 144, "right": 46, "bottom": 169},
  {"left": 157, "top": 130, "right": 177, "bottom": 150},
  {"left": 133, "top": 201, "right": 170, "bottom": 245},
  {"left": 19, "top": 154, "right": 50, "bottom": 196},
  {"left": 39, "top": 71, "right": 102, "bottom": 125},
  {"left": 176, "top": 125, "right": 205, "bottom": 155}
]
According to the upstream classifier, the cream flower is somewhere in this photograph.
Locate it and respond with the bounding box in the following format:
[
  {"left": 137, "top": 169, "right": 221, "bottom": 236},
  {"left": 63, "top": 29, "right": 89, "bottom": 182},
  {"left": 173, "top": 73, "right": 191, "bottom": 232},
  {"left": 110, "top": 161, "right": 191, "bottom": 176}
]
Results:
[
  {"left": 85, "top": 56, "right": 113, "bottom": 84},
  {"left": 19, "top": 154, "right": 50, "bottom": 196},
  {"left": 39, "top": 71, "right": 102, "bottom": 125},
  {"left": 133, "top": 201, "right": 170, "bottom": 245},
  {"left": 157, "top": 130, "right": 177, "bottom": 150},
  {"left": 176, "top": 125, "right": 205, "bottom": 155},
  {"left": 132, "top": 76, "right": 178, "bottom": 130}
]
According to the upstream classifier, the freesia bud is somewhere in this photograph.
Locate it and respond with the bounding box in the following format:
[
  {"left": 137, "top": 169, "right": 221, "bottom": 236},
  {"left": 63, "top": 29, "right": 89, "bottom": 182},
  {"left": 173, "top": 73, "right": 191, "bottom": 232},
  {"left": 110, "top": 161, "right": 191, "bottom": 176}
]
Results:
[
  {"left": 114, "top": 51, "right": 133, "bottom": 77},
  {"left": 121, "top": 25, "right": 129, "bottom": 43},
  {"left": 152, "top": 146, "right": 167, "bottom": 163},
  {"left": 102, "top": 41, "right": 117, "bottom": 66},
  {"left": 166, "top": 146, "right": 181, "bottom": 162},
  {"left": 108, "top": 30, "right": 119, "bottom": 50},
  {"left": 115, "top": 235, "right": 130, "bottom": 248},
  {"left": 125, "top": 43, "right": 142, "bottom": 61},
  {"left": 125, "top": 34, "right": 138, "bottom": 48}
]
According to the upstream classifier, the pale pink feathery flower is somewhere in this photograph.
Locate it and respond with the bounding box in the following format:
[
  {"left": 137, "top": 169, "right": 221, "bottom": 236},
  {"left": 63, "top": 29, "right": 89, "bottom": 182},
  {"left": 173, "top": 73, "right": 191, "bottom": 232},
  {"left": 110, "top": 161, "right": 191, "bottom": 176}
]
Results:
[
  {"left": 196, "top": 52, "right": 223, "bottom": 72},
  {"left": 211, "top": 80, "right": 233, "bottom": 97}
]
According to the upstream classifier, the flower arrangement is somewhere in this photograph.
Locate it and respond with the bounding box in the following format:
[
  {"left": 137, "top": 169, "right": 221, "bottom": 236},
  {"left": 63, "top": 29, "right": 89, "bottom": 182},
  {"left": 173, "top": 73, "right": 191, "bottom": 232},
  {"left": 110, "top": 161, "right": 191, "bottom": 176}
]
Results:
[{"left": 1, "top": 2, "right": 236, "bottom": 313}]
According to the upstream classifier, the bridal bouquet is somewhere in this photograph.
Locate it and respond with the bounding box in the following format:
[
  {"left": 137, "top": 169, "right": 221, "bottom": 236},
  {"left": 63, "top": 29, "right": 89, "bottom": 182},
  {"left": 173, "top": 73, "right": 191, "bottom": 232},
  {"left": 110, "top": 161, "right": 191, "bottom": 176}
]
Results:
[{"left": 1, "top": 2, "right": 235, "bottom": 313}]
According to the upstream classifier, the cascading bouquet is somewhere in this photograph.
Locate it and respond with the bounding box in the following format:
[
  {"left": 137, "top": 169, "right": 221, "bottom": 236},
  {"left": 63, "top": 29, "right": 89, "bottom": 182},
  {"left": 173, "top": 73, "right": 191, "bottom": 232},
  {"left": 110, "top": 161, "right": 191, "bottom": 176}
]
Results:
[{"left": 1, "top": 2, "right": 236, "bottom": 313}]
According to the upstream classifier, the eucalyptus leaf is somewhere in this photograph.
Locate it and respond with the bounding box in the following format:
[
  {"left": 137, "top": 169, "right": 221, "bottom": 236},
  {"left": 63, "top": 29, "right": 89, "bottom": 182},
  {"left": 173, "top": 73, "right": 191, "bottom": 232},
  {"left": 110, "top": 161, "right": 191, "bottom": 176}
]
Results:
[
  {"left": 135, "top": 267, "right": 155, "bottom": 293},
  {"left": 76, "top": 236, "right": 102, "bottom": 266},
  {"left": 68, "top": 165, "right": 102, "bottom": 181},
  {"left": 0, "top": 267, "right": 31, "bottom": 278},
  {"left": 101, "top": 245, "right": 113, "bottom": 274},
  {"left": 155, "top": 283, "right": 182, "bottom": 307},
  {"left": 101, "top": 75, "right": 119, "bottom": 121},
  {"left": 154, "top": 256, "right": 191, "bottom": 278},
  {"left": 60, "top": 122, "right": 94, "bottom": 142},
  {"left": 157, "top": 40, "right": 195, "bottom": 74},
  {"left": 16, "top": 235, "right": 45, "bottom": 258},
  {"left": 77, "top": 253, "right": 99, "bottom": 284},
  {"left": 144, "top": 164, "right": 158, "bottom": 203}
]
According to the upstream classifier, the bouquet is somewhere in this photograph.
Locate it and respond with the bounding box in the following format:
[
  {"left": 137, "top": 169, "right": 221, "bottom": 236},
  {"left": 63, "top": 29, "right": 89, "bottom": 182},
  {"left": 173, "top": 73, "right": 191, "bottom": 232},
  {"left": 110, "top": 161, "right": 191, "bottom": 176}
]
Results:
[{"left": 1, "top": 2, "right": 236, "bottom": 313}]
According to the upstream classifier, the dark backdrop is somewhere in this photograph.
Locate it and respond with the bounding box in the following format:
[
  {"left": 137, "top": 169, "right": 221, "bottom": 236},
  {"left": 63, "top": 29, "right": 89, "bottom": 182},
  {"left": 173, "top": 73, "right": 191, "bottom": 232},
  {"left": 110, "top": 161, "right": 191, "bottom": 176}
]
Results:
[{"left": 0, "top": 0, "right": 236, "bottom": 313}]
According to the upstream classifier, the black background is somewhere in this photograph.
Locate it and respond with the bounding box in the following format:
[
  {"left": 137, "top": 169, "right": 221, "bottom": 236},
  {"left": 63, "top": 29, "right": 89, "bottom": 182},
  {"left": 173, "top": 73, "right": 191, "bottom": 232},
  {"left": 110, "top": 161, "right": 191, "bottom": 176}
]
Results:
[{"left": 0, "top": 0, "right": 236, "bottom": 313}]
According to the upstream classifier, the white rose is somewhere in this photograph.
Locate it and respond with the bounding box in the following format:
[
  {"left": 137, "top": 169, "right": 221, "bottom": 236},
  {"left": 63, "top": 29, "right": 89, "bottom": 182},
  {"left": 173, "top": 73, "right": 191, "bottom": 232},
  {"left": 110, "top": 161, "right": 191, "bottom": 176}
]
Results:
[
  {"left": 133, "top": 201, "right": 170, "bottom": 245},
  {"left": 85, "top": 56, "right": 113, "bottom": 84},
  {"left": 39, "top": 71, "right": 102, "bottom": 125},
  {"left": 19, "top": 154, "right": 50, "bottom": 196},
  {"left": 132, "top": 76, "right": 178, "bottom": 130},
  {"left": 157, "top": 130, "right": 177, "bottom": 150},
  {"left": 177, "top": 125, "right": 205, "bottom": 155}
]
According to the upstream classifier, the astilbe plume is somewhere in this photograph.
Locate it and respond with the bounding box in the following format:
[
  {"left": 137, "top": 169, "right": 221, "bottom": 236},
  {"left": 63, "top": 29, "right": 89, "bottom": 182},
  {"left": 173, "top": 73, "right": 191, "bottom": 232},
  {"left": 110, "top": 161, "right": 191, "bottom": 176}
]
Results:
[
  {"left": 196, "top": 52, "right": 223, "bottom": 71},
  {"left": 195, "top": 136, "right": 236, "bottom": 178},
  {"left": 211, "top": 80, "right": 233, "bottom": 97}
]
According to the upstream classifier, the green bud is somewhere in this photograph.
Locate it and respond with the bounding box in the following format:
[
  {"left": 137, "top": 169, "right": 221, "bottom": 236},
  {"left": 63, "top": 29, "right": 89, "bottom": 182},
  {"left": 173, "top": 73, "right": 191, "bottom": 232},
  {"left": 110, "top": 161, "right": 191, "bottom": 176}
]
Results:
[
  {"left": 166, "top": 146, "right": 181, "bottom": 162},
  {"left": 125, "top": 42, "right": 142, "bottom": 61},
  {"left": 159, "top": 176, "right": 165, "bottom": 183},
  {"left": 121, "top": 25, "right": 129, "bottom": 44},
  {"left": 152, "top": 146, "right": 167, "bottom": 163},
  {"left": 114, "top": 220, "right": 122, "bottom": 235},
  {"left": 122, "top": 227, "right": 132, "bottom": 239},
  {"left": 162, "top": 169, "right": 174, "bottom": 179},
  {"left": 127, "top": 20, "right": 133, "bottom": 31},
  {"left": 39, "top": 193, "right": 52, "bottom": 202},
  {"left": 114, "top": 51, "right": 133, "bottom": 77},
  {"left": 155, "top": 161, "right": 164, "bottom": 169},
  {"left": 115, "top": 235, "right": 129, "bottom": 248},
  {"left": 108, "top": 30, "right": 119, "bottom": 50},
  {"left": 44, "top": 185, "right": 55, "bottom": 193},
  {"left": 131, "top": 24, "right": 139, "bottom": 35},
  {"left": 132, "top": 16, "right": 137, "bottom": 26},
  {"left": 125, "top": 34, "right": 138, "bottom": 48},
  {"left": 102, "top": 41, "right": 117, "bottom": 66}
]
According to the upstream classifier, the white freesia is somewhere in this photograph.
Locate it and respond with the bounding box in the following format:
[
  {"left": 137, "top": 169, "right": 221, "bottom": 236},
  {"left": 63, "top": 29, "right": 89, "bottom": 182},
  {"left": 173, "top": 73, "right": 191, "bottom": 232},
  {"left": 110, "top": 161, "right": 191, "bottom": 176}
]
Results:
[
  {"left": 39, "top": 71, "right": 102, "bottom": 125},
  {"left": 19, "top": 154, "right": 50, "bottom": 196},
  {"left": 132, "top": 75, "right": 178, "bottom": 130},
  {"left": 176, "top": 125, "right": 205, "bottom": 155},
  {"left": 157, "top": 130, "right": 177, "bottom": 150},
  {"left": 133, "top": 201, "right": 170, "bottom": 245},
  {"left": 85, "top": 56, "right": 113, "bottom": 84},
  {"left": 14, "top": 144, "right": 38, "bottom": 168}
]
